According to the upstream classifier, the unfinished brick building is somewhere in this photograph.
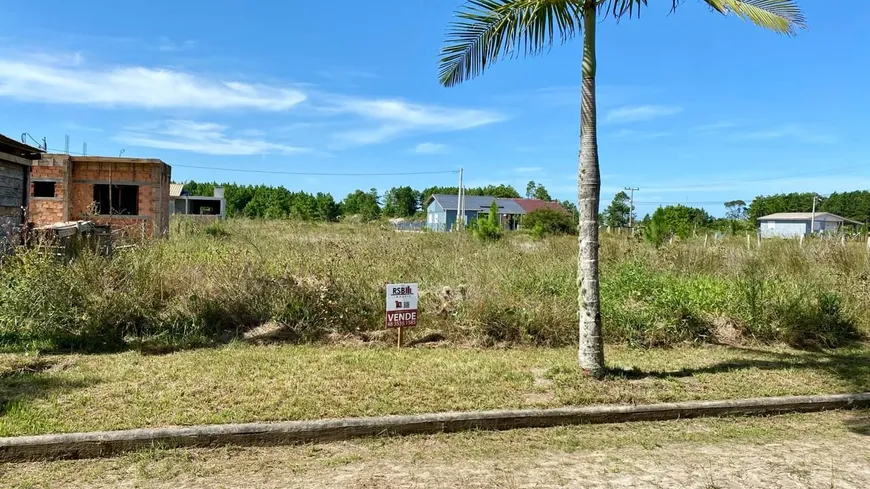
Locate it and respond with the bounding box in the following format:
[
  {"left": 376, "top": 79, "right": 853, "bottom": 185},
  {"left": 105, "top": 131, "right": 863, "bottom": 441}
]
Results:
[{"left": 29, "top": 154, "right": 171, "bottom": 237}]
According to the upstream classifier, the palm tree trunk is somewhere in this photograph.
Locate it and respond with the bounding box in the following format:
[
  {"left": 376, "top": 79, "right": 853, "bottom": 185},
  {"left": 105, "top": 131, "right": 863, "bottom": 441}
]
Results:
[{"left": 578, "top": 2, "right": 604, "bottom": 378}]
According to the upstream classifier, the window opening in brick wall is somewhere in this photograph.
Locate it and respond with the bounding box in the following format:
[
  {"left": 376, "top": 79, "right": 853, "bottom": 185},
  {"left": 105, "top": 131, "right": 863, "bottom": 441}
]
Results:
[
  {"left": 93, "top": 184, "right": 139, "bottom": 215},
  {"left": 33, "top": 181, "right": 56, "bottom": 198}
]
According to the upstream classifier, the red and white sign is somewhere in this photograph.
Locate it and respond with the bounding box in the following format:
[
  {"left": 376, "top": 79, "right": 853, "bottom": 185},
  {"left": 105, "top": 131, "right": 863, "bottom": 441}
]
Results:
[{"left": 386, "top": 283, "right": 418, "bottom": 328}]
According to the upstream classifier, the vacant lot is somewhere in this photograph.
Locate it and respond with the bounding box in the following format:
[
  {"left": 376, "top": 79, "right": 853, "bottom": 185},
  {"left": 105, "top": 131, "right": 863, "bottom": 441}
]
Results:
[
  {"left": 1, "top": 219, "right": 868, "bottom": 352},
  {"left": 4, "top": 410, "right": 869, "bottom": 488},
  {"left": 1, "top": 343, "right": 869, "bottom": 437}
]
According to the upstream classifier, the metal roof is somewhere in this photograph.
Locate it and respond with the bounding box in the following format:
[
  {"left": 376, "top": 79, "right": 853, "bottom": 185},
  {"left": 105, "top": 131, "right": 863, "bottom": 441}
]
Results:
[
  {"left": 169, "top": 183, "right": 185, "bottom": 197},
  {"left": 0, "top": 133, "right": 43, "bottom": 159},
  {"left": 429, "top": 194, "right": 526, "bottom": 214},
  {"left": 513, "top": 198, "right": 569, "bottom": 214},
  {"left": 758, "top": 212, "right": 862, "bottom": 225}
]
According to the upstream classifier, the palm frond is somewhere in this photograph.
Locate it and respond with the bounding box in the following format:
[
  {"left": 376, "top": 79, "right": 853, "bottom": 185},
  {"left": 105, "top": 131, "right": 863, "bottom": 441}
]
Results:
[
  {"left": 702, "top": 0, "right": 806, "bottom": 35},
  {"left": 439, "top": 0, "right": 583, "bottom": 87}
]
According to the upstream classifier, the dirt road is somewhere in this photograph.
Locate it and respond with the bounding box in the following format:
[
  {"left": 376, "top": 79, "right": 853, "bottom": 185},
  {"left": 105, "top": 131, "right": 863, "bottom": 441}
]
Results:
[{"left": 4, "top": 412, "right": 869, "bottom": 488}]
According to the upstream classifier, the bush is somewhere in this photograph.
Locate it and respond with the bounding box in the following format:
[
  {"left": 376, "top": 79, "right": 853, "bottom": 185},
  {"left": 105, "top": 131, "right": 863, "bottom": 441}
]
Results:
[
  {"left": 523, "top": 208, "right": 575, "bottom": 237},
  {"left": 473, "top": 201, "right": 503, "bottom": 242},
  {"left": 643, "top": 211, "right": 668, "bottom": 247}
]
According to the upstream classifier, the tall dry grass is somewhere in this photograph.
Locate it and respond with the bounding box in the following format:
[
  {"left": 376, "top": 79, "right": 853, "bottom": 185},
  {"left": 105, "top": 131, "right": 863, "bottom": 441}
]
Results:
[{"left": 0, "top": 219, "right": 866, "bottom": 351}]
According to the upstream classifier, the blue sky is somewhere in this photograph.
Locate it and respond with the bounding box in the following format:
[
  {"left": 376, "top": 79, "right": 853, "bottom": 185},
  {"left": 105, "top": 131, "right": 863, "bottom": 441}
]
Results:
[{"left": 1, "top": 0, "right": 867, "bottom": 217}]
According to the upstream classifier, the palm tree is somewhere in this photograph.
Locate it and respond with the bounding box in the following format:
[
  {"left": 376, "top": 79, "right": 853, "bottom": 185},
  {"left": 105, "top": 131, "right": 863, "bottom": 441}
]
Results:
[{"left": 439, "top": 0, "right": 805, "bottom": 378}]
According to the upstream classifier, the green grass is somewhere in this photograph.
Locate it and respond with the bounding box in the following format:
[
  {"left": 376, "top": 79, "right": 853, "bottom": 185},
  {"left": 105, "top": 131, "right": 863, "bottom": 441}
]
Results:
[
  {"left": 1, "top": 343, "right": 869, "bottom": 437},
  {"left": 1, "top": 219, "right": 868, "bottom": 351}
]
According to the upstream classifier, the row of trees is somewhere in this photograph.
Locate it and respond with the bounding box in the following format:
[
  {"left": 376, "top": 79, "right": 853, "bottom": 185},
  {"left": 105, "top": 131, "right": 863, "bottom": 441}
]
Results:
[
  {"left": 181, "top": 180, "right": 572, "bottom": 222},
  {"left": 748, "top": 191, "right": 870, "bottom": 224},
  {"left": 601, "top": 189, "right": 870, "bottom": 237}
]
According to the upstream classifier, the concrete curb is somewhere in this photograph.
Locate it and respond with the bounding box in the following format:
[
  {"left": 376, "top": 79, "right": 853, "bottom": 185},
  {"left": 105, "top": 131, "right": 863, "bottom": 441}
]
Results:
[{"left": 3, "top": 392, "right": 869, "bottom": 461}]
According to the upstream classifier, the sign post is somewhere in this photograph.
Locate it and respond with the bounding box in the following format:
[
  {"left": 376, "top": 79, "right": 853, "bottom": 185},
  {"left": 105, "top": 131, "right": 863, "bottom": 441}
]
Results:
[{"left": 386, "top": 283, "right": 418, "bottom": 347}]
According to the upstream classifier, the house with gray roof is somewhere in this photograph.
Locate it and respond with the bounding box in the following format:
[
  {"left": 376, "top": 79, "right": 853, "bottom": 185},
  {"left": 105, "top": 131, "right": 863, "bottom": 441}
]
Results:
[
  {"left": 757, "top": 212, "right": 862, "bottom": 238},
  {"left": 424, "top": 194, "right": 527, "bottom": 231}
]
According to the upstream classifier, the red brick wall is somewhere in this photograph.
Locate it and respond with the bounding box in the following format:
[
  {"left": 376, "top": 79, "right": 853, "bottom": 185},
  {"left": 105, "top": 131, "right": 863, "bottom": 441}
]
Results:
[{"left": 28, "top": 154, "right": 67, "bottom": 226}]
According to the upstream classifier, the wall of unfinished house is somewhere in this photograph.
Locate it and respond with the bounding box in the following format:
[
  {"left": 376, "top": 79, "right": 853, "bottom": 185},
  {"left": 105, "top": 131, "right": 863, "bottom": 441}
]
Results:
[
  {"left": 29, "top": 153, "right": 68, "bottom": 226},
  {"left": 29, "top": 155, "right": 171, "bottom": 237}
]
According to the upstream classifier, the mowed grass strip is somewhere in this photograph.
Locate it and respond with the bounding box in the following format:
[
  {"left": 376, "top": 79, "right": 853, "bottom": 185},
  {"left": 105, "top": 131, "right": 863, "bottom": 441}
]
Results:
[{"left": 1, "top": 343, "right": 869, "bottom": 437}]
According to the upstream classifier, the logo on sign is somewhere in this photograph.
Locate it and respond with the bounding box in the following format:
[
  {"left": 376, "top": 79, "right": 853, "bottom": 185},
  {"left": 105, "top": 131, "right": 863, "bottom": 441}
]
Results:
[{"left": 386, "top": 283, "right": 419, "bottom": 329}]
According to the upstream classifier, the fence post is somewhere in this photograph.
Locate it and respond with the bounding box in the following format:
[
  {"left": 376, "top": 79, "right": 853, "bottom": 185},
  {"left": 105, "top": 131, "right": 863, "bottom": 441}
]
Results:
[
  {"left": 800, "top": 233, "right": 804, "bottom": 248},
  {"left": 757, "top": 233, "right": 761, "bottom": 249},
  {"left": 704, "top": 234, "right": 708, "bottom": 247},
  {"left": 746, "top": 233, "right": 750, "bottom": 250}
]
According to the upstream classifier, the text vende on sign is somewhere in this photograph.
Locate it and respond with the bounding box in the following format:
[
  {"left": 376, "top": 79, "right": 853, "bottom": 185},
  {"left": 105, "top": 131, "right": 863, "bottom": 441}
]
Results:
[{"left": 386, "top": 283, "right": 418, "bottom": 328}]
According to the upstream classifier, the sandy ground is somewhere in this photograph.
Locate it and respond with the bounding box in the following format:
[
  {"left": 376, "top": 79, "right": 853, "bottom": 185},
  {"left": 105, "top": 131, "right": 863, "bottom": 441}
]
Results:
[
  {"left": 166, "top": 438, "right": 869, "bottom": 489},
  {"left": 4, "top": 414, "right": 870, "bottom": 488}
]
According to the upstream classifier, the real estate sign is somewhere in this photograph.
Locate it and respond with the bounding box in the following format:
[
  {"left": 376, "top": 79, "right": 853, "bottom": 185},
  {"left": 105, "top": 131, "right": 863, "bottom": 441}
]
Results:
[{"left": 386, "top": 283, "right": 418, "bottom": 328}]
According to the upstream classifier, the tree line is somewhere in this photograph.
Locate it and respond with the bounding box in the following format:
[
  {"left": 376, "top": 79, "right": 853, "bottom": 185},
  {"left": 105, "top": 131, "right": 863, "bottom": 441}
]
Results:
[
  {"left": 599, "top": 189, "right": 870, "bottom": 239},
  {"left": 180, "top": 180, "right": 575, "bottom": 221},
  {"left": 747, "top": 191, "right": 870, "bottom": 224}
]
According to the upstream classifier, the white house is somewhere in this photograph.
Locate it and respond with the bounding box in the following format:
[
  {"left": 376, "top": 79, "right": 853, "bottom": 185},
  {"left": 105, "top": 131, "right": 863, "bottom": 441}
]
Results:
[{"left": 757, "top": 212, "right": 861, "bottom": 238}]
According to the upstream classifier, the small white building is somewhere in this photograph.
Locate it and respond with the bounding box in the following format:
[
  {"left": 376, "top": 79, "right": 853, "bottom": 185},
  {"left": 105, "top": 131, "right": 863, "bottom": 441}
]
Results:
[
  {"left": 169, "top": 184, "right": 226, "bottom": 219},
  {"left": 757, "top": 212, "right": 861, "bottom": 238}
]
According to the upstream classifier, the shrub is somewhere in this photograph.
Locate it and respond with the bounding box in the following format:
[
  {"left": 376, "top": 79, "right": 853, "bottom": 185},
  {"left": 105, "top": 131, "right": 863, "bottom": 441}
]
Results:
[
  {"left": 643, "top": 211, "right": 668, "bottom": 247},
  {"left": 523, "top": 208, "right": 575, "bottom": 236},
  {"left": 473, "top": 201, "right": 503, "bottom": 242}
]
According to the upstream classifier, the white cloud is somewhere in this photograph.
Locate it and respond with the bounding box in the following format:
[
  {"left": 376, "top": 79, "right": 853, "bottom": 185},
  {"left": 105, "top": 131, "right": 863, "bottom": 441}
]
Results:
[
  {"left": 0, "top": 57, "right": 306, "bottom": 110},
  {"left": 513, "top": 166, "right": 543, "bottom": 174},
  {"left": 64, "top": 122, "right": 104, "bottom": 133},
  {"left": 330, "top": 97, "right": 505, "bottom": 145},
  {"left": 414, "top": 142, "right": 449, "bottom": 154},
  {"left": 695, "top": 121, "right": 740, "bottom": 132},
  {"left": 0, "top": 50, "right": 506, "bottom": 150},
  {"left": 115, "top": 120, "right": 308, "bottom": 155},
  {"left": 155, "top": 37, "right": 197, "bottom": 52},
  {"left": 606, "top": 129, "right": 672, "bottom": 140},
  {"left": 731, "top": 124, "right": 836, "bottom": 144},
  {"left": 316, "top": 67, "right": 379, "bottom": 80},
  {"left": 604, "top": 105, "right": 682, "bottom": 124}
]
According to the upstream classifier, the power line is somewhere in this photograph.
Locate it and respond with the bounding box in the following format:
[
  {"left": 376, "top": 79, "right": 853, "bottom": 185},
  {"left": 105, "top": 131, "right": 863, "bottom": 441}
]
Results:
[
  {"left": 634, "top": 201, "right": 736, "bottom": 205},
  {"left": 41, "top": 153, "right": 458, "bottom": 177},
  {"left": 171, "top": 164, "right": 460, "bottom": 177}
]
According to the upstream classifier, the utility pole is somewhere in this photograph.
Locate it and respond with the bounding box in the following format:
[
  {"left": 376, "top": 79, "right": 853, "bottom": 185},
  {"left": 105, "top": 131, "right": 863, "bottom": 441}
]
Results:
[
  {"left": 456, "top": 168, "right": 464, "bottom": 231},
  {"left": 810, "top": 193, "right": 818, "bottom": 235},
  {"left": 624, "top": 187, "right": 639, "bottom": 231}
]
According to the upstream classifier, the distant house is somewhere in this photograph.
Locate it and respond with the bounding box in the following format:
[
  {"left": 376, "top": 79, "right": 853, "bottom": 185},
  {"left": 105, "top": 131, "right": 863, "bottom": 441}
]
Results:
[
  {"left": 424, "top": 194, "right": 568, "bottom": 232},
  {"left": 757, "top": 212, "right": 862, "bottom": 238},
  {"left": 169, "top": 183, "right": 226, "bottom": 219},
  {"left": 424, "top": 194, "right": 526, "bottom": 231}
]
